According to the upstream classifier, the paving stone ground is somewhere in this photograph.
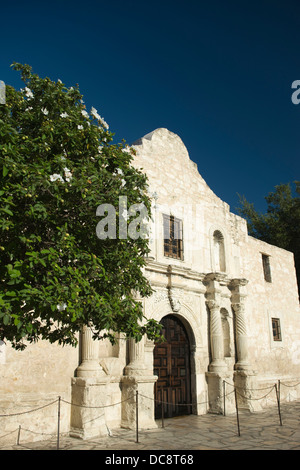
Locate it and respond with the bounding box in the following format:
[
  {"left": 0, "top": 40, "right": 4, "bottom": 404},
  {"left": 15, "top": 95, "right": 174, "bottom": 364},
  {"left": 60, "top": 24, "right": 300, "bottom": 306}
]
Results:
[{"left": 1, "top": 401, "right": 300, "bottom": 451}]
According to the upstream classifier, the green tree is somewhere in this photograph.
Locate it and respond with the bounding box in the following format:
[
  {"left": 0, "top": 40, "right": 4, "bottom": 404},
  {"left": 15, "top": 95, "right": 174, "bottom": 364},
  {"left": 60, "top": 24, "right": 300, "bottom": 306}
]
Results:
[
  {"left": 238, "top": 181, "right": 300, "bottom": 296},
  {"left": 0, "top": 63, "right": 162, "bottom": 349}
]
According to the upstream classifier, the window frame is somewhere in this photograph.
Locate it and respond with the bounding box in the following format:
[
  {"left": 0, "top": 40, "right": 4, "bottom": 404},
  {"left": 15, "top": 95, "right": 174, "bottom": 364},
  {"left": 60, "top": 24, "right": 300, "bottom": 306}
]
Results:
[
  {"left": 163, "top": 214, "right": 184, "bottom": 261},
  {"left": 271, "top": 317, "right": 282, "bottom": 342},
  {"left": 262, "top": 254, "right": 272, "bottom": 283}
]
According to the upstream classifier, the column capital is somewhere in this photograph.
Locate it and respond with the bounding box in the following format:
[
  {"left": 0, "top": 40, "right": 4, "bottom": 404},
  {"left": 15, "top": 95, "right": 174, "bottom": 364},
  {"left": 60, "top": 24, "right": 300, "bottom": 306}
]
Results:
[
  {"left": 229, "top": 278, "right": 248, "bottom": 289},
  {"left": 206, "top": 299, "right": 220, "bottom": 311},
  {"left": 204, "top": 272, "right": 225, "bottom": 281},
  {"left": 231, "top": 302, "right": 246, "bottom": 314}
]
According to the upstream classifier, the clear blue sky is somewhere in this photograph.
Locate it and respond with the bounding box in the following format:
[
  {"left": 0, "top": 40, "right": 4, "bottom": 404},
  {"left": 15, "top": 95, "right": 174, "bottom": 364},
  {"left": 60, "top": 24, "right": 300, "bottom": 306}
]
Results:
[{"left": 1, "top": 0, "right": 299, "bottom": 214}]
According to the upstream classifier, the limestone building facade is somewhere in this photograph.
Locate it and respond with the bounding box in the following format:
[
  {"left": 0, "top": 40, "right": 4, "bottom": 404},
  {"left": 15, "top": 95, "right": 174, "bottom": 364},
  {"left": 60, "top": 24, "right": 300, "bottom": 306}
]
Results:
[{"left": 1, "top": 128, "right": 300, "bottom": 443}]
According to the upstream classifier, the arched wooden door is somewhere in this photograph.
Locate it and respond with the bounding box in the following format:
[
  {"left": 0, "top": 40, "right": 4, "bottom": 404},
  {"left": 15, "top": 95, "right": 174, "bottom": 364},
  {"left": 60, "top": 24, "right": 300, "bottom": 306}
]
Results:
[{"left": 154, "top": 315, "right": 192, "bottom": 419}]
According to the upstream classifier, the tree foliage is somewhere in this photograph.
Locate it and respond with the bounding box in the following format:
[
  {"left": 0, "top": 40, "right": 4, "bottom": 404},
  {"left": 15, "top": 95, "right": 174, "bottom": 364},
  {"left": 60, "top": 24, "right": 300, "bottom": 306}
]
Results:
[
  {"left": 0, "top": 63, "right": 162, "bottom": 349},
  {"left": 238, "top": 181, "right": 300, "bottom": 295}
]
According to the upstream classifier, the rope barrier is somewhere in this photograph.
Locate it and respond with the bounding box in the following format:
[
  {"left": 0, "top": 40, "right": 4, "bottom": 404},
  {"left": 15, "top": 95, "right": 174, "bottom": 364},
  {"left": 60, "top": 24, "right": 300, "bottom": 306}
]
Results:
[
  {"left": 1, "top": 378, "right": 298, "bottom": 419},
  {"left": 0, "top": 377, "right": 299, "bottom": 446},
  {"left": 0, "top": 399, "right": 58, "bottom": 418},
  {"left": 18, "top": 427, "right": 58, "bottom": 437},
  {"left": 223, "top": 380, "right": 276, "bottom": 392},
  {"left": 0, "top": 428, "right": 19, "bottom": 441},
  {"left": 280, "top": 380, "right": 300, "bottom": 388},
  {"left": 61, "top": 395, "right": 134, "bottom": 409},
  {"left": 235, "top": 385, "right": 276, "bottom": 401},
  {"left": 138, "top": 390, "right": 235, "bottom": 408}
]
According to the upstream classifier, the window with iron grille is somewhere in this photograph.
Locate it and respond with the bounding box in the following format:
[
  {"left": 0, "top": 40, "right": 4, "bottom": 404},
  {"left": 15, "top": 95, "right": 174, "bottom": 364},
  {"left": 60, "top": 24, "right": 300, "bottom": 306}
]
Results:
[
  {"left": 262, "top": 254, "right": 272, "bottom": 282},
  {"left": 271, "top": 318, "right": 282, "bottom": 341},
  {"left": 163, "top": 214, "right": 183, "bottom": 260}
]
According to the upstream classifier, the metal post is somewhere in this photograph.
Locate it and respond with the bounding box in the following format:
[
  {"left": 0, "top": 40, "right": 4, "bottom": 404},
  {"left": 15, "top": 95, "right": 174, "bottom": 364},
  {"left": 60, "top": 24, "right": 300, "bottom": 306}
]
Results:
[
  {"left": 275, "top": 383, "right": 282, "bottom": 426},
  {"left": 161, "top": 393, "right": 164, "bottom": 428},
  {"left": 135, "top": 390, "right": 139, "bottom": 443},
  {"left": 223, "top": 380, "right": 226, "bottom": 416},
  {"left": 234, "top": 388, "right": 241, "bottom": 436},
  {"left": 17, "top": 425, "right": 21, "bottom": 445},
  {"left": 57, "top": 396, "right": 61, "bottom": 450}
]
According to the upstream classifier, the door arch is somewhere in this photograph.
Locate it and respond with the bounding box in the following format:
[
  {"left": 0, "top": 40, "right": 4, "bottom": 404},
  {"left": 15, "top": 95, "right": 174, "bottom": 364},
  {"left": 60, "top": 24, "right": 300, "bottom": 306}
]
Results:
[{"left": 153, "top": 315, "right": 192, "bottom": 419}]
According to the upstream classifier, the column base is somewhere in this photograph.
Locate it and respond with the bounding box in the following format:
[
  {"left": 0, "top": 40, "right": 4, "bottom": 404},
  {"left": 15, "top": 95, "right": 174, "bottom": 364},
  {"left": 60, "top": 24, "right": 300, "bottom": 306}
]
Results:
[
  {"left": 208, "top": 360, "right": 228, "bottom": 374},
  {"left": 76, "top": 360, "right": 106, "bottom": 378},
  {"left": 206, "top": 372, "right": 236, "bottom": 415},
  {"left": 206, "top": 372, "right": 224, "bottom": 414},
  {"left": 234, "top": 370, "right": 262, "bottom": 412},
  {"left": 121, "top": 375, "right": 158, "bottom": 430},
  {"left": 234, "top": 361, "right": 253, "bottom": 372},
  {"left": 70, "top": 377, "right": 109, "bottom": 440},
  {"left": 124, "top": 361, "right": 148, "bottom": 377}
]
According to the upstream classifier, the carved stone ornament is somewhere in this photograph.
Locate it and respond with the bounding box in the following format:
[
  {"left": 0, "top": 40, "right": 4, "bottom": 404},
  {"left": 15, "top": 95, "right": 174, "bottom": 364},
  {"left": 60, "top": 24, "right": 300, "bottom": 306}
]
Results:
[{"left": 168, "top": 288, "right": 181, "bottom": 312}]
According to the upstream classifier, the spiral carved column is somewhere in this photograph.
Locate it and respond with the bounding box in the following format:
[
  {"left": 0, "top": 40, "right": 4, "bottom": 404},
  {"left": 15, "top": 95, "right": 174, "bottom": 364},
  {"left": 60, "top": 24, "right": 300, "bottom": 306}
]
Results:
[
  {"left": 229, "top": 279, "right": 260, "bottom": 411},
  {"left": 230, "top": 279, "right": 251, "bottom": 372},
  {"left": 204, "top": 274, "right": 228, "bottom": 414},
  {"left": 206, "top": 299, "right": 227, "bottom": 373},
  {"left": 232, "top": 302, "right": 251, "bottom": 371}
]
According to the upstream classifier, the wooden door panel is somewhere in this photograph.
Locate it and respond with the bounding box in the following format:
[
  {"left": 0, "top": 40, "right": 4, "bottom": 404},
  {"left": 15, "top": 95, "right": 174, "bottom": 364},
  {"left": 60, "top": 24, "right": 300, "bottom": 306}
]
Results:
[{"left": 154, "top": 315, "right": 191, "bottom": 419}]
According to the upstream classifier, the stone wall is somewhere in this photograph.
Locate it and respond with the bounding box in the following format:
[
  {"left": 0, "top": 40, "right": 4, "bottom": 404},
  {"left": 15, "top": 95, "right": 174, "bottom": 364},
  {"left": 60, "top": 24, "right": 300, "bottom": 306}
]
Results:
[
  {"left": 243, "top": 236, "right": 300, "bottom": 381},
  {"left": 0, "top": 339, "right": 78, "bottom": 444}
]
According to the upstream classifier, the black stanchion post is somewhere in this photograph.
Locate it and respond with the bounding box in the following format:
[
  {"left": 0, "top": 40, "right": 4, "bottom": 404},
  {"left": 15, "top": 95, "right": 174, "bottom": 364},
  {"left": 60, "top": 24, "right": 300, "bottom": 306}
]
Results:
[
  {"left": 275, "top": 384, "right": 282, "bottom": 426},
  {"left": 234, "top": 388, "right": 241, "bottom": 437},
  {"left": 278, "top": 379, "right": 282, "bottom": 425},
  {"left": 57, "top": 396, "right": 61, "bottom": 450},
  {"left": 17, "top": 425, "right": 21, "bottom": 445},
  {"left": 136, "top": 390, "right": 139, "bottom": 443},
  {"left": 223, "top": 380, "right": 226, "bottom": 416},
  {"left": 161, "top": 392, "right": 164, "bottom": 428}
]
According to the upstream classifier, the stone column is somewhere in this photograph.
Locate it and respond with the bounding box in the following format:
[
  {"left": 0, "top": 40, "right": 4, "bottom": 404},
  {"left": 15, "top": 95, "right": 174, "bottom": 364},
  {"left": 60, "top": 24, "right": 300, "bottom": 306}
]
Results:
[
  {"left": 231, "top": 302, "right": 251, "bottom": 371},
  {"left": 229, "top": 279, "right": 261, "bottom": 412},
  {"left": 125, "top": 337, "right": 147, "bottom": 376},
  {"left": 204, "top": 274, "right": 227, "bottom": 373},
  {"left": 229, "top": 279, "right": 251, "bottom": 371},
  {"left": 206, "top": 299, "right": 227, "bottom": 373},
  {"left": 70, "top": 325, "right": 108, "bottom": 439},
  {"left": 122, "top": 336, "right": 157, "bottom": 430},
  {"left": 76, "top": 325, "right": 105, "bottom": 378},
  {"left": 204, "top": 274, "right": 228, "bottom": 414}
]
